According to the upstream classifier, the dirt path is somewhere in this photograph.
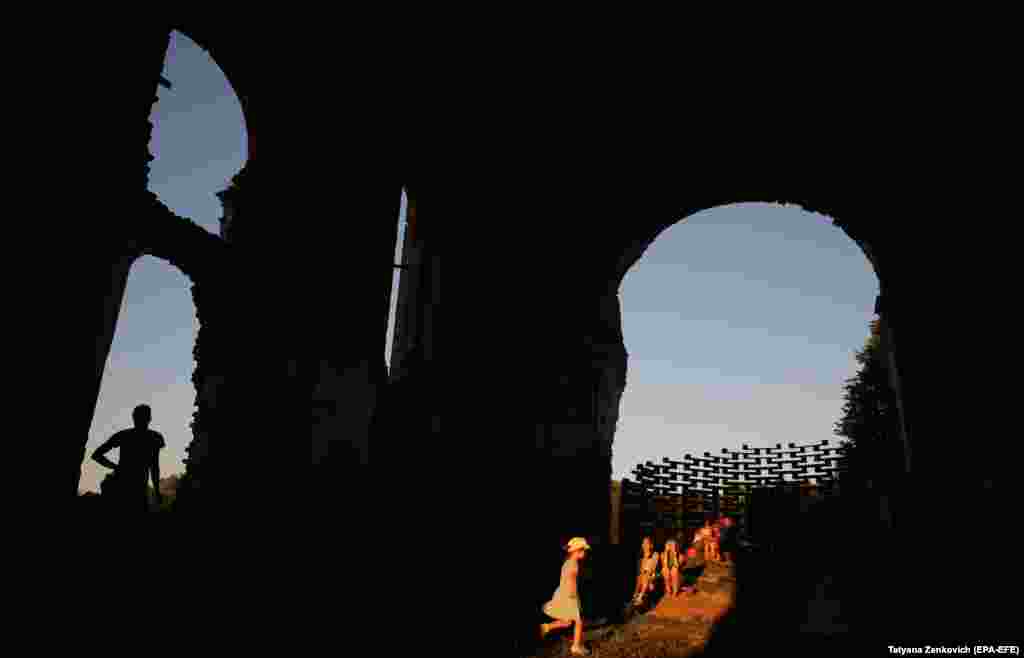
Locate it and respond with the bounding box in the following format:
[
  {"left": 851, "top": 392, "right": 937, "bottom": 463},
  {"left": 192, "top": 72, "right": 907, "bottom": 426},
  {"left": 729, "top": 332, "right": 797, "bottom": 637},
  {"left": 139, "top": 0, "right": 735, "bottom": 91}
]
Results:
[
  {"left": 525, "top": 562, "right": 737, "bottom": 658},
  {"left": 531, "top": 616, "right": 715, "bottom": 658},
  {"left": 647, "top": 561, "right": 735, "bottom": 623}
]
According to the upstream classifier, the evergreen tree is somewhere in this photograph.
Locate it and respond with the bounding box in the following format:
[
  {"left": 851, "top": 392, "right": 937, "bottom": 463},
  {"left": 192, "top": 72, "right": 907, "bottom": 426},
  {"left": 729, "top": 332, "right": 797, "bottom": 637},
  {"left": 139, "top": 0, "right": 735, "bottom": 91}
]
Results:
[{"left": 834, "top": 324, "right": 903, "bottom": 488}]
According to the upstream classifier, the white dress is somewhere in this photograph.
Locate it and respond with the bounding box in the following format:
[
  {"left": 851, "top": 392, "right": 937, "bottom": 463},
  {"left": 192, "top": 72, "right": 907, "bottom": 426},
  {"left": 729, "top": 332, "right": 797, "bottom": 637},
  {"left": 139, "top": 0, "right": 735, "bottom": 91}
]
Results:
[{"left": 542, "top": 558, "right": 582, "bottom": 622}]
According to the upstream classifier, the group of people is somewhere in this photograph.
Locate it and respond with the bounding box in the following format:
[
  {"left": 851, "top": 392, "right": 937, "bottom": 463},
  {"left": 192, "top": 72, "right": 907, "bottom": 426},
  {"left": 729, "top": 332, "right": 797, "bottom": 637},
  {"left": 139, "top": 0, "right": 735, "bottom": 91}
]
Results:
[
  {"left": 537, "top": 517, "right": 739, "bottom": 656},
  {"left": 631, "top": 515, "right": 737, "bottom": 605}
]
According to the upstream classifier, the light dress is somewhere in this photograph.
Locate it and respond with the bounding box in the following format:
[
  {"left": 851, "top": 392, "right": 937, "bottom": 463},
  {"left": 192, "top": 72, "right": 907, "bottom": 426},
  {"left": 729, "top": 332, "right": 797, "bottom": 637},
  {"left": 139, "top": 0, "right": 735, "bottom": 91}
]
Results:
[{"left": 543, "top": 558, "right": 582, "bottom": 622}]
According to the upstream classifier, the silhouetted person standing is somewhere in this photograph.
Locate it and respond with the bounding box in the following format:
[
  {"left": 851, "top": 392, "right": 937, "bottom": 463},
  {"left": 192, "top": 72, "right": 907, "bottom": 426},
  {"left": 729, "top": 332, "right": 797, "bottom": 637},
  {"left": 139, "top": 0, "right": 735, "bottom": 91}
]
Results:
[{"left": 92, "top": 404, "right": 165, "bottom": 514}]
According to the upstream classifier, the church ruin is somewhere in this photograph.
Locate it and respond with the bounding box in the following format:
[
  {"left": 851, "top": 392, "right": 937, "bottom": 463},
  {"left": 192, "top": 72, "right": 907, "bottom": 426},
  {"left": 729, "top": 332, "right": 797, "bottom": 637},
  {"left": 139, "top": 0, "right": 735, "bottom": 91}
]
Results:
[{"left": 61, "top": 22, "right": 1005, "bottom": 649}]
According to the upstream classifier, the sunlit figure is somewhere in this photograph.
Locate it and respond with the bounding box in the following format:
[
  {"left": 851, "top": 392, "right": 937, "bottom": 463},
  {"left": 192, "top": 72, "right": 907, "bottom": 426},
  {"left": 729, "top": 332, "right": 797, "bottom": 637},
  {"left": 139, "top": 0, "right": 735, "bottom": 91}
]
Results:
[
  {"left": 631, "top": 536, "right": 660, "bottom": 605},
  {"left": 540, "top": 537, "right": 593, "bottom": 656}
]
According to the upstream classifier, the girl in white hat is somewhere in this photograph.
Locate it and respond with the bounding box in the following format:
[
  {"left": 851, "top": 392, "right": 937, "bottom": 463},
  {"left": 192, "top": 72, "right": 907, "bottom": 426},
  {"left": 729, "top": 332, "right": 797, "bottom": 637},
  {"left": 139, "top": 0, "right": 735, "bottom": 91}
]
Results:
[
  {"left": 661, "top": 538, "right": 682, "bottom": 598},
  {"left": 539, "top": 537, "right": 592, "bottom": 656}
]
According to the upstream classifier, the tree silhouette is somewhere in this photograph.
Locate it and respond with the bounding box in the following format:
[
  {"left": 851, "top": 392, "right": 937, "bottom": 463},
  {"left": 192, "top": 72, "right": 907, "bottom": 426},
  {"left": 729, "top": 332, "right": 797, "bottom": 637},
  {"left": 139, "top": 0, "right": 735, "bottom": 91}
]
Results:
[{"left": 834, "top": 327, "right": 903, "bottom": 488}]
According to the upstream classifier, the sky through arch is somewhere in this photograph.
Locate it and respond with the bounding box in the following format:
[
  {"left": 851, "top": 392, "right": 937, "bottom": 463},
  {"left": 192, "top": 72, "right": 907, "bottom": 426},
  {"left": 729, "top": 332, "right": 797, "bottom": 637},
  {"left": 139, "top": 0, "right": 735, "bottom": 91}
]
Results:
[
  {"left": 613, "top": 203, "right": 879, "bottom": 481},
  {"left": 81, "top": 32, "right": 247, "bottom": 494}
]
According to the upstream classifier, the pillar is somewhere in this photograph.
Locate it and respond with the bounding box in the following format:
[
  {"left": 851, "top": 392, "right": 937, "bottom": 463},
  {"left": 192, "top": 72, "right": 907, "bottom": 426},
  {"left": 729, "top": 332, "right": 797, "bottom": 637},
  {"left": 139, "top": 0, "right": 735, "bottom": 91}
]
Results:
[{"left": 75, "top": 27, "right": 172, "bottom": 500}]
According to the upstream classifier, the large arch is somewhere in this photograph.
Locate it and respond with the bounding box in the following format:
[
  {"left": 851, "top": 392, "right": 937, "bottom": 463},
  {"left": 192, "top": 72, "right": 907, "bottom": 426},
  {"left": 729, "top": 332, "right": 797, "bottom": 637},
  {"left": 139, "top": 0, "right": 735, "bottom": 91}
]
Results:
[
  {"left": 76, "top": 24, "right": 407, "bottom": 516},
  {"left": 605, "top": 202, "right": 907, "bottom": 476},
  {"left": 81, "top": 26, "right": 247, "bottom": 501},
  {"left": 550, "top": 190, "right": 910, "bottom": 542},
  {"left": 482, "top": 166, "right": 941, "bottom": 649},
  {"left": 82, "top": 197, "right": 226, "bottom": 489},
  {"left": 610, "top": 205, "right": 884, "bottom": 483}
]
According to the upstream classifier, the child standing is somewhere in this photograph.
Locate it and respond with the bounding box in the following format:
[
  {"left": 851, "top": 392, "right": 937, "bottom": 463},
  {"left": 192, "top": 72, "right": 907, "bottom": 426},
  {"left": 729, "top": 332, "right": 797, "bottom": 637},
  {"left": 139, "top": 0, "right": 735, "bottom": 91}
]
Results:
[
  {"left": 540, "top": 537, "right": 592, "bottom": 656},
  {"left": 661, "top": 539, "right": 682, "bottom": 597},
  {"left": 702, "top": 519, "right": 715, "bottom": 562},
  {"left": 631, "top": 536, "right": 660, "bottom": 605},
  {"left": 710, "top": 520, "right": 722, "bottom": 562}
]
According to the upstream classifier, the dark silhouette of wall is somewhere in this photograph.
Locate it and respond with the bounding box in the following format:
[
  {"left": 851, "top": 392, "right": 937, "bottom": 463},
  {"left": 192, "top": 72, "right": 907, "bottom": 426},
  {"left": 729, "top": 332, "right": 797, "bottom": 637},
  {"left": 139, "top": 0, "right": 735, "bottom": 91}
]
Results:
[{"left": 37, "top": 20, "right": 1008, "bottom": 653}]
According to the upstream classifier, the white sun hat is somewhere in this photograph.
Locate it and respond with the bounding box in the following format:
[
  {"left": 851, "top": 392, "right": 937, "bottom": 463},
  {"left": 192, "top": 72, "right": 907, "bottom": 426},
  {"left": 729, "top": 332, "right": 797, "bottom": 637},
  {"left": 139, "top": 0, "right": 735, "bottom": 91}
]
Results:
[{"left": 566, "top": 537, "right": 591, "bottom": 552}]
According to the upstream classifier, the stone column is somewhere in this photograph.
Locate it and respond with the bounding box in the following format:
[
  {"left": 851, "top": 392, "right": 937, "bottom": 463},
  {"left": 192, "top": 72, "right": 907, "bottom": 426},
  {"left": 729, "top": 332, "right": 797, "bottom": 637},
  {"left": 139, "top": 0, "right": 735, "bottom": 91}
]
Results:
[
  {"left": 178, "top": 273, "right": 226, "bottom": 514},
  {"left": 834, "top": 221, "right": 919, "bottom": 542},
  {"left": 311, "top": 357, "right": 376, "bottom": 468},
  {"left": 533, "top": 329, "right": 627, "bottom": 547},
  {"left": 77, "top": 28, "right": 171, "bottom": 500},
  {"left": 609, "top": 480, "right": 622, "bottom": 544},
  {"left": 875, "top": 294, "right": 910, "bottom": 477}
]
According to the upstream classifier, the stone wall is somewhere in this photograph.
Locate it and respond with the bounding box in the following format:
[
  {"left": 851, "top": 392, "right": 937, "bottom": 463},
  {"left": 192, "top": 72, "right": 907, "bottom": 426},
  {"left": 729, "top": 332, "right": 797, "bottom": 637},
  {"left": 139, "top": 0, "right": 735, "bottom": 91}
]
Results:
[
  {"left": 609, "top": 480, "right": 622, "bottom": 545},
  {"left": 58, "top": 23, "right": 1015, "bottom": 646}
]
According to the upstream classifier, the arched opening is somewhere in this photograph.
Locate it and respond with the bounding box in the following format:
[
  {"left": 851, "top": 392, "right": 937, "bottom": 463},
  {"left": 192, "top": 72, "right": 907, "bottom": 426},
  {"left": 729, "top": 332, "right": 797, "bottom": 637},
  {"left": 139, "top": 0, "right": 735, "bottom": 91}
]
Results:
[
  {"left": 80, "top": 31, "right": 246, "bottom": 514},
  {"left": 148, "top": 31, "right": 248, "bottom": 232},
  {"left": 593, "top": 202, "right": 890, "bottom": 650},
  {"left": 82, "top": 259, "right": 197, "bottom": 503},
  {"left": 615, "top": 203, "right": 880, "bottom": 486},
  {"left": 386, "top": 188, "right": 409, "bottom": 369}
]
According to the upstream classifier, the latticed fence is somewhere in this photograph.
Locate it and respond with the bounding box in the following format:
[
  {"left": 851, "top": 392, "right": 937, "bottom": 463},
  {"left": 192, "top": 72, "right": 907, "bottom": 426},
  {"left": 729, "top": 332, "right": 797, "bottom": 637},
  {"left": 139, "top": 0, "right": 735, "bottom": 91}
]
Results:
[{"left": 620, "top": 439, "right": 849, "bottom": 549}]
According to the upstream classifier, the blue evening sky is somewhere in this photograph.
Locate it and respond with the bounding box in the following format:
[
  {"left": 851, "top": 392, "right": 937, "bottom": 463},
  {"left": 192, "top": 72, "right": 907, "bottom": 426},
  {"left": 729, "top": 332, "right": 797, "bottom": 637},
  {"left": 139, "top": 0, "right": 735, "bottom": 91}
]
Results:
[
  {"left": 80, "top": 32, "right": 878, "bottom": 493},
  {"left": 614, "top": 208, "right": 877, "bottom": 479},
  {"left": 81, "top": 32, "right": 406, "bottom": 493}
]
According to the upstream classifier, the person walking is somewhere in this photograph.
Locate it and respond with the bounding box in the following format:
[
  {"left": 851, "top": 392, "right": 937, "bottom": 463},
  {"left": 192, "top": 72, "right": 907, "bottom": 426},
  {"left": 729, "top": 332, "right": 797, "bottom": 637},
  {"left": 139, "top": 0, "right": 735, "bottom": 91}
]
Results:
[{"left": 540, "top": 537, "right": 593, "bottom": 656}]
